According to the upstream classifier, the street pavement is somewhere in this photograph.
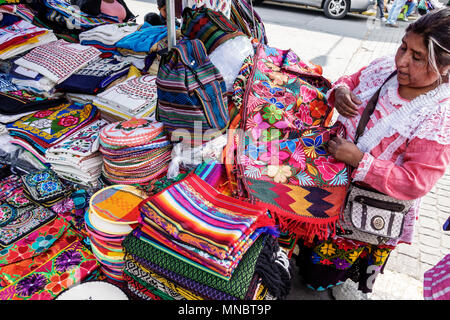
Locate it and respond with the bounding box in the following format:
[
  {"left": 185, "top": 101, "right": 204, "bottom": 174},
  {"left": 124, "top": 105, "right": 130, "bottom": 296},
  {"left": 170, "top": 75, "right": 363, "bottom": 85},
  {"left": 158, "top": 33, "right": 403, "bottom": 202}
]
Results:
[{"left": 125, "top": 0, "right": 450, "bottom": 300}]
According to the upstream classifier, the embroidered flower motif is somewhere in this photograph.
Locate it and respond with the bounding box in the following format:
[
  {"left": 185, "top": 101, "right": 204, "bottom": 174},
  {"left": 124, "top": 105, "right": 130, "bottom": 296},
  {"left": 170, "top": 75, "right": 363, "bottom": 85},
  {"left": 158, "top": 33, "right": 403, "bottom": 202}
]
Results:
[
  {"left": 54, "top": 249, "right": 82, "bottom": 272},
  {"left": 314, "top": 157, "right": 346, "bottom": 181},
  {"left": 300, "top": 85, "right": 317, "bottom": 103},
  {"left": 268, "top": 72, "right": 289, "bottom": 86},
  {"left": 267, "top": 165, "right": 292, "bottom": 183},
  {"left": 45, "top": 273, "right": 73, "bottom": 295},
  {"left": 332, "top": 257, "right": 352, "bottom": 270},
  {"left": 373, "top": 249, "right": 389, "bottom": 264},
  {"left": 16, "top": 273, "right": 47, "bottom": 297},
  {"left": 31, "top": 235, "right": 57, "bottom": 253},
  {"left": 262, "top": 104, "right": 283, "bottom": 124},
  {"left": 302, "top": 134, "right": 326, "bottom": 159},
  {"left": 296, "top": 171, "right": 314, "bottom": 186},
  {"left": 348, "top": 251, "right": 361, "bottom": 263},
  {"left": 34, "top": 110, "right": 54, "bottom": 118},
  {"left": 52, "top": 198, "right": 74, "bottom": 214},
  {"left": 319, "top": 243, "right": 336, "bottom": 256},
  {"left": 310, "top": 100, "right": 328, "bottom": 119},
  {"left": 58, "top": 115, "right": 79, "bottom": 127},
  {"left": 295, "top": 107, "right": 313, "bottom": 127},
  {"left": 246, "top": 113, "right": 270, "bottom": 141}
]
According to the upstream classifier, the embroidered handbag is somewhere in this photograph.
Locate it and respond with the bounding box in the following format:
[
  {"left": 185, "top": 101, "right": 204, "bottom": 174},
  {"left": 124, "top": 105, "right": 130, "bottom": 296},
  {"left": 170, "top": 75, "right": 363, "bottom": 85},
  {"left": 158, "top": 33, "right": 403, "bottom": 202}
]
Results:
[
  {"left": 338, "top": 71, "right": 415, "bottom": 245},
  {"left": 155, "top": 38, "right": 229, "bottom": 145}
]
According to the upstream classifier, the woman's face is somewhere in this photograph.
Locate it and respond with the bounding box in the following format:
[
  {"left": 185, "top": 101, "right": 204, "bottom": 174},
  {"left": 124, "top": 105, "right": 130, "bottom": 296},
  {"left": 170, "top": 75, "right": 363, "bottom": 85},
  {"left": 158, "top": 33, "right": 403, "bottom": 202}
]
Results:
[{"left": 395, "top": 31, "right": 442, "bottom": 88}]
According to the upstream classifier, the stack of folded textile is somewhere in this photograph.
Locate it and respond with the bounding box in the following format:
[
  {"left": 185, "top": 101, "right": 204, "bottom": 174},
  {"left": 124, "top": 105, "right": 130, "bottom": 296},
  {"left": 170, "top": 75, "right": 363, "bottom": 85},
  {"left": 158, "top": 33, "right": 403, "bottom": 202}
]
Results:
[
  {"left": 45, "top": 119, "right": 109, "bottom": 187},
  {"left": 122, "top": 172, "right": 282, "bottom": 300},
  {"left": 115, "top": 23, "right": 169, "bottom": 60},
  {"left": 0, "top": 19, "right": 57, "bottom": 60},
  {"left": 55, "top": 57, "right": 131, "bottom": 95},
  {"left": 79, "top": 22, "right": 141, "bottom": 57},
  {"left": 84, "top": 184, "right": 147, "bottom": 282},
  {"left": 99, "top": 118, "right": 172, "bottom": 185},
  {"left": 6, "top": 102, "right": 99, "bottom": 166},
  {"left": 12, "top": 39, "right": 101, "bottom": 96},
  {"left": 0, "top": 89, "right": 66, "bottom": 124},
  {"left": 93, "top": 74, "right": 158, "bottom": 121}
]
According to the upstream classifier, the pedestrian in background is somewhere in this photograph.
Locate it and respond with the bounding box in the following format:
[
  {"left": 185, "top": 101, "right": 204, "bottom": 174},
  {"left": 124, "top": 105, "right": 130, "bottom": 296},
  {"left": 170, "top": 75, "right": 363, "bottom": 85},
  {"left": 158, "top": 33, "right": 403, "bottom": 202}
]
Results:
[
  {"left": 376, "top": 0, "right": 387, "bottom": 21},
  {"left": 385, "top": 0, "right": 408, "bottom": 27}
]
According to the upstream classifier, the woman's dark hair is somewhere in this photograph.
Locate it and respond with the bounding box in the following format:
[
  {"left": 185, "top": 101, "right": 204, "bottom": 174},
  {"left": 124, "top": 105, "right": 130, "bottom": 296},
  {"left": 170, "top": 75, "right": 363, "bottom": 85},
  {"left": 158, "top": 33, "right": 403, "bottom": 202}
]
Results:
[{"left": 406, "top": 7, "right": 450, "bottom": 79}]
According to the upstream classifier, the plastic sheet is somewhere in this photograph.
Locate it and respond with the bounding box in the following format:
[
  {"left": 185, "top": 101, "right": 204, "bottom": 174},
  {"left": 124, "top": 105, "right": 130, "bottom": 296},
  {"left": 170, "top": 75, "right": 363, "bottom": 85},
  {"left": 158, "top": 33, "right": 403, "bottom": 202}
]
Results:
[
  {"left": 209, "top": 35, "right": 254, "bottom": 93},
  {"left": 167, "top": 134, "right": 228, "bottom": 179}
]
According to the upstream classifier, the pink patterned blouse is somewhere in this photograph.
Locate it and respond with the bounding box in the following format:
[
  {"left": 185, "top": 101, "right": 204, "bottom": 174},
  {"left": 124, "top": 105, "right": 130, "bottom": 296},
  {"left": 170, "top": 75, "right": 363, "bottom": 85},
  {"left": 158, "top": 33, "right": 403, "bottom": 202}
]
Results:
[{"left": 326, "top": 56, "right": 450, "bottom": 245}]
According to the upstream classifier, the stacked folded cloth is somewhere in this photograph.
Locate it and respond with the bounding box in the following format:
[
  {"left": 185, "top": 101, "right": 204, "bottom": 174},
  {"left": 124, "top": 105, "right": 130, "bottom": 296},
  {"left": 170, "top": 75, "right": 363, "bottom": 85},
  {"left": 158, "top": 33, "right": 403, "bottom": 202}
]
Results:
[
  {"left": 122, "top": 171, "right": 290, "bottom": 300},
  {"left": 6, "top": 102, "right": 100, "bottom": 167},
  {"left": 115, "top": 23, "right": 169, "bottom": 60},
  {"left": 0, "top": 19, "right": 57, "bottom": 60},
  {"left": 10, "top": 39, "right": 101, "bottom": 97},
  {"left": 99, "top": 118, "right": 172, "bottom": 185},
  {"left": 0, "top": 88, "right": 66, "bottom": 124},
  {"left": 45, "top": 119, "right": 109, "bottom": 187},
  {"left": 92, "top": 74, "right": 158, "bottom": 121},
  {"left": 84, "top": 184, "right": 147, "bottom": 282},
  {"left": 55, "top": 56, "right": 131, "bottom": 95},
  {"left": 79, "top": 22, "right": 141, "bottom": 57}
]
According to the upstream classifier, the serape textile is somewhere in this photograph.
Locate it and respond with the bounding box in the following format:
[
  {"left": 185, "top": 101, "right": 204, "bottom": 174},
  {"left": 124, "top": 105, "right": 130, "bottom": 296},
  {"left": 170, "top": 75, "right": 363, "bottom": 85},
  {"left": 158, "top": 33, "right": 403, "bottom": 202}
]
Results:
[
  {"left": 14, "top": 39, "right": 102, "bottom": 84},
  {"left": 135, "top": 223, "right": 263, "bottom": 279},
  {"left": 38, "top": 0, "right": 119, "bottom": 31},
  {"left": 123, "top": 233, "right": 267, "bottom": 300},
  {"left": 124, "top": 272, "right": 163, "bottom": 300},
  {"left": 0, "top": 240, "right": 99, "bottom": 300},
  {"left": 137, "top": 172, "right": 274, "bottom": 261},
  {"left": 127, "top": 253, "right": 237, "bottom": 300},
  {"left": 124, "top": 258, "right": 210, "bottom": 300},
  {"left": 181, "top": 7, "right": 244, "bottom": 54}
]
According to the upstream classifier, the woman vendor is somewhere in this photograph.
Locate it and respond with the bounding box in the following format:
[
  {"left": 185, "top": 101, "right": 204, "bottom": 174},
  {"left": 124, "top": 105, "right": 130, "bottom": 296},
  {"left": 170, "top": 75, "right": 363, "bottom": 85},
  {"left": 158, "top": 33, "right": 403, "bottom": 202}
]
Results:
[{"left": 296, "top": 7, "right": 450, "bottom": 293}]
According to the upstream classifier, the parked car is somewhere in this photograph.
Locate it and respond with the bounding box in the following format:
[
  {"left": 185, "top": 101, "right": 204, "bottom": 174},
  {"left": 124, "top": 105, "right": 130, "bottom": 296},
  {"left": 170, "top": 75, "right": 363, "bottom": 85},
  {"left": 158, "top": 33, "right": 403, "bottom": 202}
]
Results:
[{"left": 254, "top": 0, "right": 376, "bottom": 19}]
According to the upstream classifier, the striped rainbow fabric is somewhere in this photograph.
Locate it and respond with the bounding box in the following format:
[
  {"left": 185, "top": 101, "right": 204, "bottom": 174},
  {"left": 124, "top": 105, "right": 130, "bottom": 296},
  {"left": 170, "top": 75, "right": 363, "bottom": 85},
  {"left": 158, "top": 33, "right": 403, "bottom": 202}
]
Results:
[{"left": 136, "top": 172, "right": 275, "bottom": 278}]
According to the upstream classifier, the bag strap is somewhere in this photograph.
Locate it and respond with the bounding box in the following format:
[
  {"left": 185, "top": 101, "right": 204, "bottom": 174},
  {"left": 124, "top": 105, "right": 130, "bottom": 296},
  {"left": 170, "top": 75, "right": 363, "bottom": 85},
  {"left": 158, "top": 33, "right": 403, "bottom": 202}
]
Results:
[{"left": 354, "top": 70, "right": 397, "bottom": 144}]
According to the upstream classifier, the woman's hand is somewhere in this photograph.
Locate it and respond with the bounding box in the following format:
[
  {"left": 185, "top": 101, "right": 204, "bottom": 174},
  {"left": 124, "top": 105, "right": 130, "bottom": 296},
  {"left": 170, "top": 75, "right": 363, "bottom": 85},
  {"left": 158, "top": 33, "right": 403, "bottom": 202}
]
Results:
[
  {"left": 327, "top": 136, "right": 364, "bottom": 168},
  {"left": 334, "top": 86, "right": 362, "bottom": 118}
]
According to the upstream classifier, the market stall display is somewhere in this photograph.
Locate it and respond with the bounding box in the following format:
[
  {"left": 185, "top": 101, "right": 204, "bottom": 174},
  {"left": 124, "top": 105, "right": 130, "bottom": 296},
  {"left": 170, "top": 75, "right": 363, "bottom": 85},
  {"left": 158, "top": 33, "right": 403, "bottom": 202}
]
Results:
[{"left": 0, "top": 0, "right": 347, "bottom": 301}]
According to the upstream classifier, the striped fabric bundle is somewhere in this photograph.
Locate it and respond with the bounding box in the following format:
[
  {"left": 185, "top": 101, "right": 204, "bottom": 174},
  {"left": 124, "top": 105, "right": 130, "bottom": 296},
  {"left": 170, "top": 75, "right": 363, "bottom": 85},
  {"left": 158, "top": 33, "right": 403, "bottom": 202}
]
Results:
[
  {"left": 99, "top": 118, "right": 172, "bottom": 184},
  {"left": 136, "top": 172, "right": 275, "bottom": 279},
  {"left": 181, "top": 7, "right": 245, "bottom": 54},
  {"left": 123, "top": 231, "right": 268, "bottom": 300},
  {"left": 156, "top": 39, "right": 229, "bottom": 145}
]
